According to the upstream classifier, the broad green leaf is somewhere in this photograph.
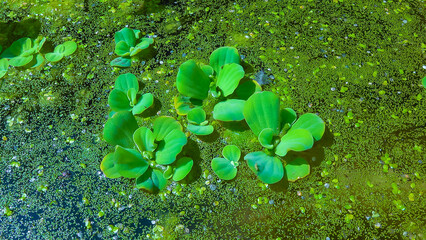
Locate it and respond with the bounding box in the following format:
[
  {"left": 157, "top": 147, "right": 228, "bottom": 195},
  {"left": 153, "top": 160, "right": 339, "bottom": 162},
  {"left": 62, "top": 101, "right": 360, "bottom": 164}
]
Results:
[
  {"left": 222, "top": 145, "right": 240, "bottom": 162},
  {"left": 200, "top": 64, "right": 214, "bottom": 77},
  {"left": 100, "top": 152, "right": 121, "bottom": 178},
  {"left": 133, "top": 29, "right": 141, "bottom": 39},
  {"left": 45, "top": 52, "right": 64, "bottom": 62},
  {"left": 127, "top": 88, "right": 137, "bottom": 105},
  {"left": 173, "top": 157, "right": 193, "bottom": 181},
  {"left": 173, "top": 95, "right": 192, "bottom": 115},
  {"left": 245, "top": 151, "right": 284, "bottom": 184},
  {"left": 115, "top": 146, "right": 148, "bottom": 178},
  {"left": 108, "top": 89, "right": 132, "bottom": 112},
  {"left": 53, "top": 44, "right": 66, "bottom": 54},
  {"left": 211, "top": 157, "right": 238, "bottom": 180},
  {"left": 187, "top": 124, "right": 214, "bottom": 135},
  {"left": 9, "top": 55, "right": 33, "bottom": 67},
  {"left": 290, "top": 113, "right": 325, "bottom": 141},
  {"left": 115, "top": 41, "right": 131, "bottom": 57},
  {"left": 258, "top": 128, "right": 275, "bottom": 149},
  {"left": 62, "top": 41, "right": 77, "bottom": 56},
  {"left": 243, "top": 91, "right": 280, "bottom": 136},
  {"left": 0, "top": 58, "right": 9, "bottom": 78},
  {"left": 114, "top": 27, "right": 137, "bottom": 47},
  {"left": 187, "top": 107, "right": 206, "bottom": 125},
  {"left": 132, "top": 93, "right": 153, "bottom": 115},
  {"left": 115, "top": 73, "right": 139, "bottom": 92},
  {"left": 136, "top": 168, "right": 167, "bottom": 193},
  {"left": 0, "top": 38, "right": 33, "bottom": 59},
  {"left": 235, "top": 80, "right": 262, "bottom": 100},
  {"left": 153, "top": 116, "right": 182, "bottom": 141},
  {"left": 176, "top": 59, "right": 210, "bottom": 100},
  {"left": 209, "top": 46, "right": 240, "bottom": 75},
  {"left": 30, "top": 53, "right": 44, "bottom": 68},
  {"left": 132, "top": 38, "right": 153, "bottom": 52},
  {"left": 110, "top": 57, "right": 131, "bottom": 67},
  {"left": 213, "top": 99, "right": 245, "bottom": 121},
  {"left": 275, "top": 129, "right": 314, "bottom": 157},
  {"left": 280, "top": 108, "right": 297, "bottom": 127},
  {"left": 285, "top": 157, "right": 310, "bottom": 182},
  {"left": 133, "top": 127, "right": 156, "bottom": 153},
  {"left": 103, "top": 111, "right": 138, "bottom": 148},
  {"left": 422, "top": 76, "right": 426, "bottom": 88},
  {"left": 217, "top": 63, "right": 245, "bottom": 97},
  {"left": 155, "top": 129, "right": 187, "bottom": 165}
]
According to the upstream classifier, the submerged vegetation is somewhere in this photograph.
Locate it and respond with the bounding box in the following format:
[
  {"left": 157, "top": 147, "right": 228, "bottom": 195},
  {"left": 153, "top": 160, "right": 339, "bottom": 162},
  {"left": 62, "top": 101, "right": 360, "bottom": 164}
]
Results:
[{"left": 0, "top": 0, "right": 425, "bottom": 239}]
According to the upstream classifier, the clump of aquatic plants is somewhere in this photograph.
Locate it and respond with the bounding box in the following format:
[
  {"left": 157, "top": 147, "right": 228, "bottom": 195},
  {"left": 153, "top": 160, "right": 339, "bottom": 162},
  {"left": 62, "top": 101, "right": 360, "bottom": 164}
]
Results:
[
  {"left": 100, "top": 111, "right": 191, "bottom": 193},
  {"left": 242, "top": 91, "right": 325, "bottom": 184},
  {"left": 110, "top": 27, "right": 154, "bottom": 68},
  {"left": 108, "top": 73, "right": 153, "bottom": 115},
  {"left": 174, "top": 46, "right": 261, "bottom": 134},
  {"left": 0, "top": 37, "right": 77, "bottom": 79}
]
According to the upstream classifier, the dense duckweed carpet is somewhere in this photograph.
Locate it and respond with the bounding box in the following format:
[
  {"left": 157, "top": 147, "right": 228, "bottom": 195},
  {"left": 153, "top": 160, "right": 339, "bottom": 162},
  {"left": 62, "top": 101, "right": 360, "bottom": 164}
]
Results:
[{"left": 0, "top": 0, "right": 425, "bottom": 239}]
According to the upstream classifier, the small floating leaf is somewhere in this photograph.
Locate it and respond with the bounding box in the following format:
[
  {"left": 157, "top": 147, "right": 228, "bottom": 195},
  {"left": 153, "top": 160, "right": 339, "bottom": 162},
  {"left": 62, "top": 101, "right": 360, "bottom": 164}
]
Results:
[
  {"left": 213, "top": 99, "right": 245, "bottom": 121},
  {"left": 173, "top": 157, "right": 193, "bottom": 181},
  {"left": 285, "top": 157, "right": 310, "bottom": 182},
  {"left": 245, "top": 151, "right": 284, "bottom": 184}
]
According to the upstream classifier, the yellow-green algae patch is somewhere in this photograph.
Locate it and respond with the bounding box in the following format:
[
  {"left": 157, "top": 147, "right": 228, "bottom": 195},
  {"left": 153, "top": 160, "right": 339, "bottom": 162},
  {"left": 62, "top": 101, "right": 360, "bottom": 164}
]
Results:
[{"left": 0, "top": 0, "right": 425, "bottom": 239}]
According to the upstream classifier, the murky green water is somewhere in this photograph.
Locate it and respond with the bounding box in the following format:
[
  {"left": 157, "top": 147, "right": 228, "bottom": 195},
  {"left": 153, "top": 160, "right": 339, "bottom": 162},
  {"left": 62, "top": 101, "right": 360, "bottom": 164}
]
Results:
[{"left": 0, "top": 0, "right": 425, "bottom": 239}]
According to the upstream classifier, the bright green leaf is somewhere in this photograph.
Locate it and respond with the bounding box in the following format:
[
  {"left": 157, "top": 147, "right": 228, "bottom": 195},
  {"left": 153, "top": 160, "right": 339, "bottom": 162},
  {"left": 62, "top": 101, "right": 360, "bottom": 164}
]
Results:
[
  {"left": 100, "top": 152, "right": 121, "bottom": 178},
  {"left": 0, "top": 58, "right": 9, "bottom": 78},
  {"left": 176, "top": 60, "right": 210, "bottom": 100},
  {"left": 285, "top": 157, "right": 310, "bottom": 182},
  {"left": 243, "top": 91, "right": 280, "bottom": 136},
  {"left": 155, "top": 129, "right": 187, "bottom": 165},
  {"left": 258, "top": 128, "right": 275, "bottom": 149},
  {"left": 103, "top": 111, "right": 138, "bottom": 148},
  {"left": 132, "top": 93, "right": 153, "bottom": 115},
  {"left": 187, "top": 124, "right": 214, "bottom": 135},
  {"left": 222, "top": 145, "right": 241, "bottom": 162},
  {"left": 110, "top": 57, "right": 131, "bottom": 67},
  {"left": 290, "top": 113, "right": 325, "bottom": 141},
  {"left": 209, "top": 46, "right": 240, "bottom": 75},
  {"left": 62, "top": 41, "right": 77, "bottom": 56},
  {"left": 115, "top": 146, "right": 148, "bottom": 178},
  {"left": 133, "top": 127, "right": 157, "bottom": 153},
  {"left": 187, "top": 107, "right": 206, "bottom": 125},
  {"left": 153, "top": 116, "right": 183, "bottom": 141},
  {"left": 211, "top": 157, "right": 238, "bottom": 180},
  {"left": 235, "top": 80, "right": 262, "bottom": 100},
  {"left": 213, "top": 99, "right": 245, "bottom": 121},
  {"left": 136, "top": 168, "right": 167, "bottom": 193},
  {"left": 45, "top": 52, "right": 64, "bottom": 62},
  {"left": 114, "top": 27, "right": 137, "bottom": 47},
  {"left": 245, "top": 151, "right": 284, "bottom": 184},
  {"left": 275, "top": 129, "right": 314, "bottom": 157},
  {"left": 108, "top": 89, "right": 132, "bottom": 112},
  {"left": 173, "top": 157, "right": 193, "bottom": 181},
  {"left": 216, "top": 63, "right": 245, "bottom": 97}
]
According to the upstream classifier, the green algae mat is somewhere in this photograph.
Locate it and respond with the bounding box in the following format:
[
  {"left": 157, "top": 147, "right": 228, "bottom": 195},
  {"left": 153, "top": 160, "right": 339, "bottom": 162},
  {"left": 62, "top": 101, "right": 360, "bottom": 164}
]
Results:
[{"left": 0, "top": 0, "right": 425, "bottom": 239}]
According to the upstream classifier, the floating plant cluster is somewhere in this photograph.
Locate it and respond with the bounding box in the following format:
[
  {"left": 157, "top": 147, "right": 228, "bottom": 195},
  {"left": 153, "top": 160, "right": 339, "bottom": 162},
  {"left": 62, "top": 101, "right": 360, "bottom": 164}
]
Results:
[
  {"left": 0, "top": 36, "right": 77, "bottom": 78},
  {"left": 101, "top": 28, "right": 325, "bottom": 193}
]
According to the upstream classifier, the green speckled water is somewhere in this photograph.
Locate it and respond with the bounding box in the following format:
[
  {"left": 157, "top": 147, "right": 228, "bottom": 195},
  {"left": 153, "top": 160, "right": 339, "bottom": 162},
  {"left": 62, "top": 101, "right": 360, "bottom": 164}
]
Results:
[{"left": 0, "top": 0, "right": 425, "bottom": 239}]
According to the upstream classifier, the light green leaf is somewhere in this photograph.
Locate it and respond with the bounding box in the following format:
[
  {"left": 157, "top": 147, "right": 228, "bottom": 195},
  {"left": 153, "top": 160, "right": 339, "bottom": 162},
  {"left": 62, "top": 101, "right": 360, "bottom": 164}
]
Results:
[
  {"left": 33, "top": 36, "right": 46, "bottom": 52},
  {"left": 209, "top": 46, "right": 240, "bottom": 75},
  {"left": 422, "top": 76, "right": 426, "bottom": 88},
  {"left": 285, "top": 157, "right": 310, "bottom": 182},
  {"left": 131, "top": 38, "right": 153, "bottom": 56},
  {"left": 103, "top": 111, "right": 138, "bottom": 148},
  {"left": 9, "top": 55, "right": 33, "bottom": 67},
  {"left": 173, "top": 157, "right": 193, "bottom": 181},
  {"left": 211, "top": 157, "right": 238, "bottom": 180},
  {"left": 275, "top": 129, "right": 314, "bottom": 157},
  {"left": 132, "top": 93, "right": 153, "bottom": 115},
  {"left": 200, "top": 64, "right": 214, "bottom": 77},
  {"left": 115, "top": 73, "right": 139, "bottom": 92},
  {"left": 115, "top": 146, "right": 148, "bottom": 178},
  {"left": 133, "top": 127, "right": 157, "bottom": 153},
  {"left": 114, "top": 27, "right": 137, "bottom": 47},
  {"left": 176, "top": 59, "right": 210, "bottom": 100},
  {"left": 216, "top": 63, "right": 245, "bottom": 97},
  {"left": 187, "top": 124, "right": 214, "bottom": 135},
  {"left": 115, "top": 41, "right": 131, "bottom": 57},
  {"left": 235, "top": 80, "right": 262, "bottom": 100},
  {"left": 222, "top": 145, "right": 240, "bottom": 162},
  {"left": 100, "top": 152, "right": 121, "bottom": 178},
  {"left": 281, "top": 108, "right": 297, "bottom": 126},
  {"left": 243, "top": 91, "right": 280, "bottom": 136},
  {"left": 110, "top": 57, "right": 131, "bottom": 67},
  {"left": 45, "top": 52, "right": 64, "bottom": 62},
  {"left": 163, "top": 166, "right": 174, "bottom": 180},
  {"left": 245, "top": 151, "right": 284, "bottom": 184},
  {"left": 136, "top": 168, "right": 167, "bottom": 193},
  {"left": 108, "top": 89, "right": 132, "bottom": 112},
  {"left": 0, "top": 58, "right": 9, "bottom": 78},
  {"left": 155, "top": 129, "right": 187, "bottom": 165},
  {"left": 0, "top": 38, "right": 34, "bottom": 59},
  {"left": 62, "top": 41, "right": 77, "bottom": 56},
  {"left": 187, "top": 107, "right": 206, "bottom": 125},
  {"left": 290, "top": 113, "right": 325, "bottom": 141},
  {"left": 258, "top": 128, "right": 275, "bottom": 149},
  {"left": 213, "top": 99, "right": 245, "bottom": 121},
  {"left": 153, "top": 116, "right": 183, "bottom": 141},
  {"left": 30, "top": 53, "right": 44, "bottom": 68}
]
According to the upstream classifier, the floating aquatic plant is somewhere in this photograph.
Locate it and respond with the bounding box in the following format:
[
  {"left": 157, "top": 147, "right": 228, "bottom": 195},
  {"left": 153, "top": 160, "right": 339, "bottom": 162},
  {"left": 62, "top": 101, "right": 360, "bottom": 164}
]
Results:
[
  {"left": 110, "top": 27, "right": 154, "bottom": 68},
  {"left": 101, "top": 112, "right": 189, "bottom": 193},
  {"left": 243, "top": 91, "right": 325, "bottom": 184},
  {"left": 186, "top": 107, "right": 214, "bottom": 135},
  {"left": 211, "top": 145, "right": 241, "bottom": 180},
  {"left": 45, "top": 41, "right": 77, "bottom": 62},
  {"left": 0, "top": 36, "right": 46, "bottom": 68},
  {"left": 108, "top": 73, "right": 153, "bottom": 115},
  {"left": 0, "top": 58, "right": 8, "bottom": 79}
]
